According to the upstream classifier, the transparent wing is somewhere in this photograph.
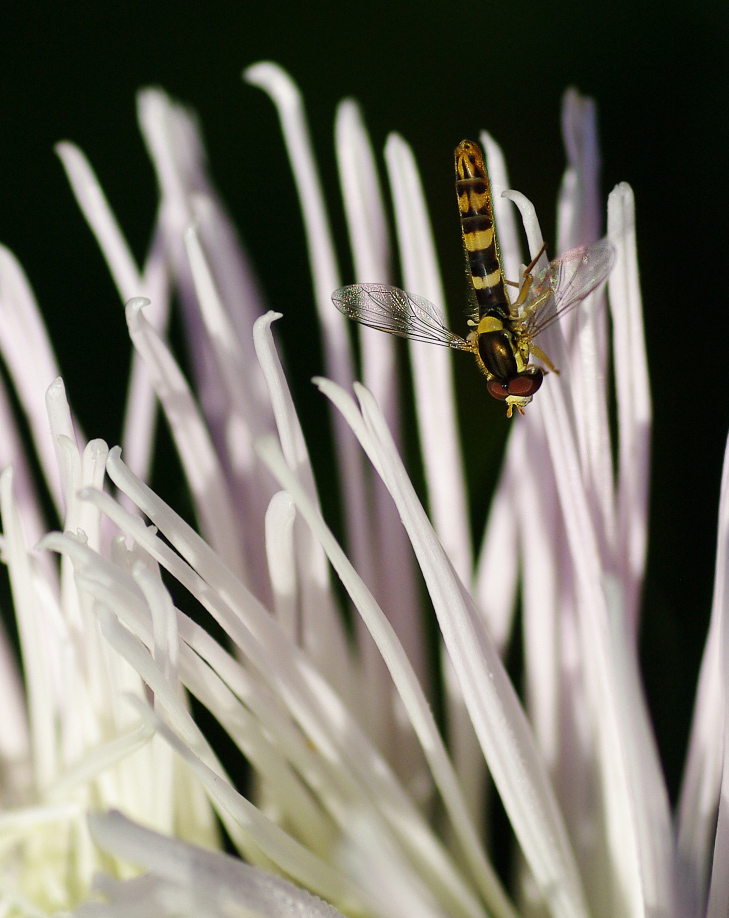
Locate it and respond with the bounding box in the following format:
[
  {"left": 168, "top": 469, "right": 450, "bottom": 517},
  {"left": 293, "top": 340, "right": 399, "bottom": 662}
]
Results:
[
  {"left": 522, "top": 239, "right": 616, "bottom": 339},
  {"left": 332, "top": 283, "right": 471, "bottom": 351}
]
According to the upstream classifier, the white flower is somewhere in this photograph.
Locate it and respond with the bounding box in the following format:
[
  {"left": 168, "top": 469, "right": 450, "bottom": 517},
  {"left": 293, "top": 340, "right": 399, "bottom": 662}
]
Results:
[{"left": 0, "top": 61, "right": 726, "bottom": 918}]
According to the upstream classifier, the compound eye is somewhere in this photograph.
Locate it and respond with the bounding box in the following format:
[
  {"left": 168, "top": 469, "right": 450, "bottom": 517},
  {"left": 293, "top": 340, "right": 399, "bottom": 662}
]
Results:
[
  {"left": 486, "top": 379, "right": 510, "bottom": 401},
  {"left": 508, "top": 370, "right": 543, "bottom": 397}
]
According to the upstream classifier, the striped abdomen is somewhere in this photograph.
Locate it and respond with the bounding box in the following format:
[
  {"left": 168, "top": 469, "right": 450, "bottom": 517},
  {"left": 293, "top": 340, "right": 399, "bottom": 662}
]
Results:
[{"left": 454, "top": 140, "right": 510, "bottom": 320}]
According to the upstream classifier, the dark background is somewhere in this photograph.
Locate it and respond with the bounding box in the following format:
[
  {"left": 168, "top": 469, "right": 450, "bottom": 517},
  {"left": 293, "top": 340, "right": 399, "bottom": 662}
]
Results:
[{"left": 1, "top": 1, "right": 727, "bottom": 802}]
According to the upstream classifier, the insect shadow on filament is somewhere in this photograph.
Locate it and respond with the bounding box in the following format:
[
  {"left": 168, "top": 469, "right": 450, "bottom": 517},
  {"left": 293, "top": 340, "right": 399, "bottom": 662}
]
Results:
[{"left": 333, "top": 139, "right": 615, "bottom": 417}]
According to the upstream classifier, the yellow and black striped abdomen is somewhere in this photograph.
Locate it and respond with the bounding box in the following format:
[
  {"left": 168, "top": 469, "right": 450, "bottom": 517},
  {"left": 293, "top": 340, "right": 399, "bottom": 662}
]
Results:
[{"left": 454, "top": 140, "right": 510, "bottom": 319}]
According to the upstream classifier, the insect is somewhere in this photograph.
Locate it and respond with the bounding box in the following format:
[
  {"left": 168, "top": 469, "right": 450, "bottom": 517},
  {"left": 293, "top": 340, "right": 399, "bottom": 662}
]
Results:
[{"left": 332, "top": 139, "right": 615, "bottom": 417}]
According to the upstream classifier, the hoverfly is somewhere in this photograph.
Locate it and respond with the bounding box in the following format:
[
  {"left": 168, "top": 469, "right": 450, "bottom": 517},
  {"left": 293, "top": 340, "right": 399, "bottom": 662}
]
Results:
[{"left": 333, "top": 139, "right": 615, "bottom": 417}]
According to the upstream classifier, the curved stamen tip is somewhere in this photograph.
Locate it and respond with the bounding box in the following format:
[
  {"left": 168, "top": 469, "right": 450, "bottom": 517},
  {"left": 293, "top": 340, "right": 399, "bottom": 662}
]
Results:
[
  {"left": 243, "top": 61, "right": 301, "bottom": 110},
  {"left": 126, "top": 297, "right": 151, "bottom": 313}
]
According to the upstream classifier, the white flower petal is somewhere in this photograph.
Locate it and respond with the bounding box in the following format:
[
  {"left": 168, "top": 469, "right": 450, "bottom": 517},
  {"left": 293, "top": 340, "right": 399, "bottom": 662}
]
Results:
[
  {"left": 384, "top": 132, "right": 472, "bottom": 582},
  {"left": 338, "top": 812, "right": 448, "bottom": 918},
  {"left": 244, "top": 62, "right": 373, "bottom": 633},
  {"left": 334, "top": 98, "right": 401, "bottom": 430},
  {"left": 557, "top": 88, "right": 601, "bottom": 252},
  {"left": 311, "top": 378, "right": 589, "bottom": 918},
  {"left": 183, "top": 219, "right": 271, "bottom": 442},
  {"left": 137, "top": 89, "right": 206, "bottom": 219},
  {"left": 83, "top": 811, "right": 350, "bottom": 918},
  {"left": 96, "top": 455, "right": 412, "bottom": 802},
  {"left": 186, "top": 189, "right": 269, "bottom": 362},
  {"left": 135, "top": 563, "right": 179, "bottom": 685},
  {"left": 124, "top": 297, "right": 246, "bottom": 581},
  {"left": 608, "top": 182, "right": 652, "bottom": 635},
  {"left": 538, "top": 363, "right": 674, "bottom": 916},
  {"left": 243, "top": 63, "right": 341, "bottom": 323},
  {"left": 705, "top": 582, "right": 729, "bottom": 917},
  {"left": 253, "top": 314, "right": 316, "bottom": 497},
  {"left": 677, "top": 424, "right": 729, "bottom": 910},
  {"left": 509, "top": 423, "right": 564, "bottom": 765},
  {"left": 0, "top": 369, "right": 49, "bottom": 568},
  {"left": 60, "top": 527, "right": 333, "bottom": 855},
  {"left": 264, "top": 490, "right": 298, "bottom": 634},
  {"left": 472, "top": 460, "right": 519, "bottom": 655},
  {"left": 243, "top": 62, "right": 351, "bottom": 390},
  {"left": 124, "top": 696, "right": 365, "bottom": 910},
  {"left": 138, "top": 81, "right": 272, "bottom": 377},
  {"left": 124, "top": 230, "right": 171, "bottom": 483},
  {"left": 257, "top": 405, "right": 516, "bottom": 918},
  {"left": 334, "top": 99, "right": 391, "bottom": 289},
  {"left": 96, "top": 452, "right": 486, "bottom": 918},
  {"left": 0, "top": 466, "right": 58, "bottom": 791},
  {"left": 44, "top": 723, "right": 155, "bottom": 804},
  {"left": 480, "top": 133, "right": 524, "bottom": 282},
  {"left": 383, "top": 135, "right": 482, "bottom": 814},
  {"left": 55, "top": 142, "right": 144, "bottom": 301},
  {"left": 55, "top": 139, "right": 171, "bottom": 486},
  {"left": 45, "top": 378, "right": 83, "bottom": 521},
  {"left": 555, "top": 90, "right": 616, "bottom": 617},
  {"left": 137, "top": 89, "right": 253, "bottom": 469},
  {"left": 0, "top": 800, "right": 82, "bottom": 833},
  {"left": 0, "top": 249, "right": 64, "bottom": 512},
  {"left": 253, "top": 312, "right": 352, "bottom": 700},
  {"left": 184, "top": 224, "right": 275, "bottom": 602},
  {"left": 334, "top": 106, "right": 425, "bottom": 725},
  {"left": 501, "top": 191, "right": 546, "bottom": 269},
  {"left": 0, "top": 616, "right": 30, "bottom": 806}
]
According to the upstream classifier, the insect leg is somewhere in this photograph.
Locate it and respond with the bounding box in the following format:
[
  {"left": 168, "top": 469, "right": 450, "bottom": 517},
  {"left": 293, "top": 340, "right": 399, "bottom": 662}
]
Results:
[
  {"left": 522, "top": 242, "right": 546, "bottom": 277},
  {"left": 529, "top": 342, "right": 560, "bottom": 375}
]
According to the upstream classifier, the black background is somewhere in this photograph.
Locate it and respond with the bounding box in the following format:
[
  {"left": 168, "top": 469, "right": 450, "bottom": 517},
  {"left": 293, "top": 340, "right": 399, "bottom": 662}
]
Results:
[{"left": 1, "top": 1, "right": 727, "bottom": 803}]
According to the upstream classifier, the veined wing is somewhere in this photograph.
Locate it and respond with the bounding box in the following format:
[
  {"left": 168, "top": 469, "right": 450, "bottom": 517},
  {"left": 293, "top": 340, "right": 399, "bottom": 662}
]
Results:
[
  {"left": 523, "top": 239, "right": 616, "bottom": 338},
  {"left": 332, "top": 283, "right": 471, "bottom": 351}
]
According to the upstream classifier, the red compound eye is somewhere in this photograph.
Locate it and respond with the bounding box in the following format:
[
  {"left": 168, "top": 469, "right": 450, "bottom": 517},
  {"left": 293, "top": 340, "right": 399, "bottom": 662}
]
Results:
[
  {"left": 507, "top": 371, "right": 543, "bottom": 397},
  {"left": 486, "top": 379, "right": 510, "bottom": 401}
]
